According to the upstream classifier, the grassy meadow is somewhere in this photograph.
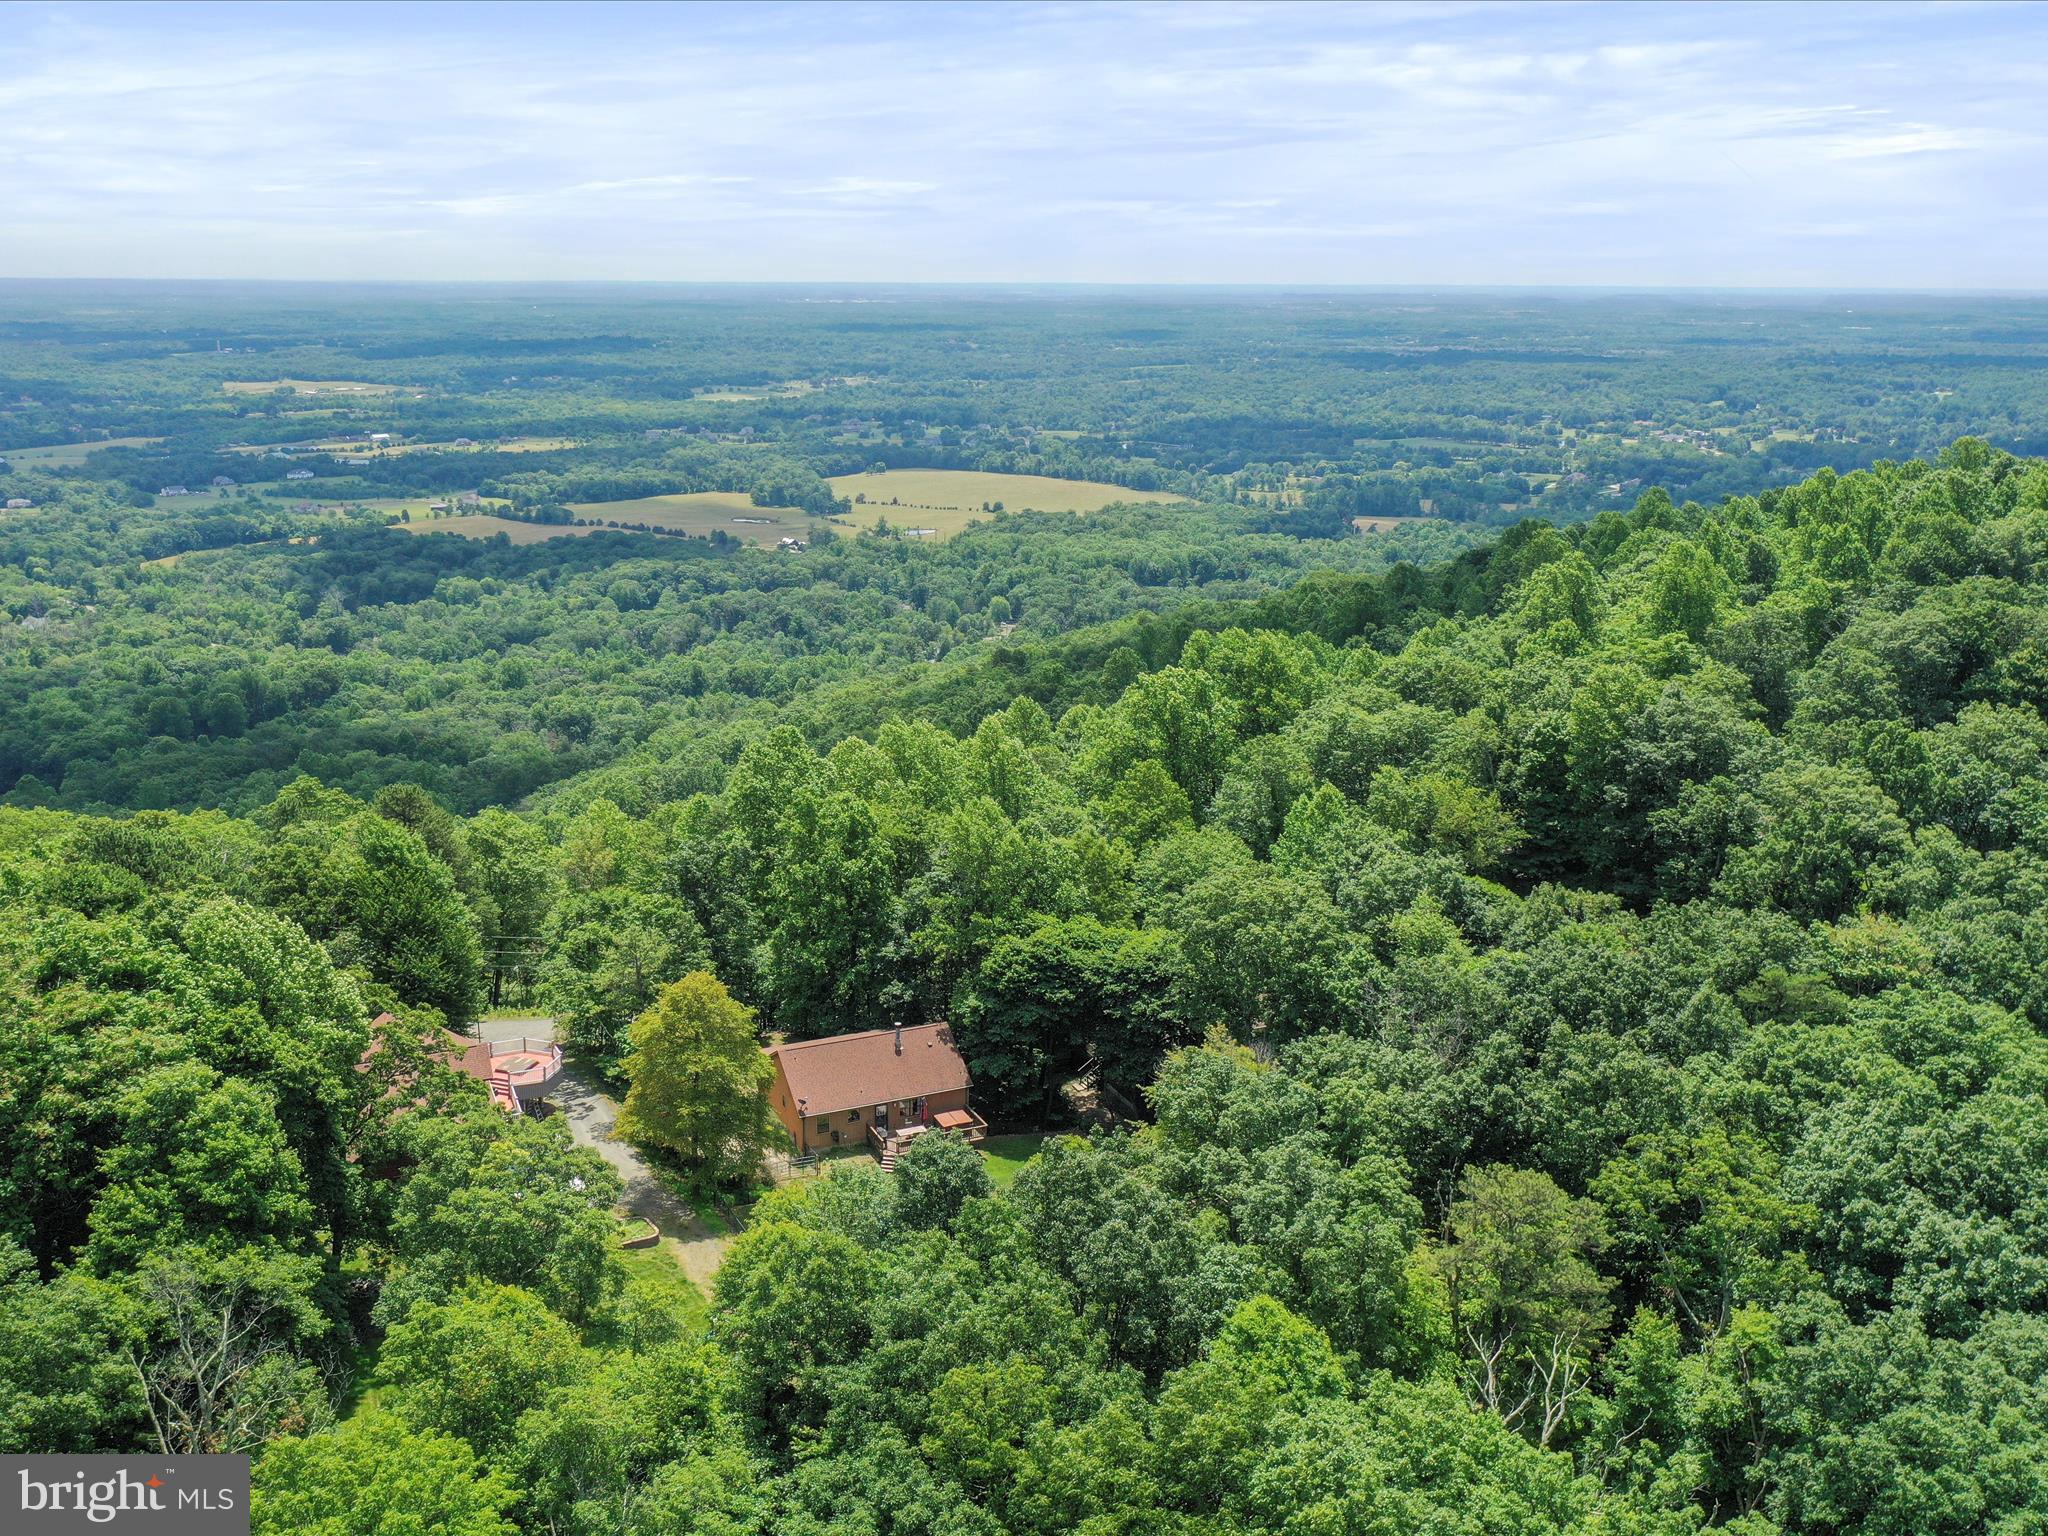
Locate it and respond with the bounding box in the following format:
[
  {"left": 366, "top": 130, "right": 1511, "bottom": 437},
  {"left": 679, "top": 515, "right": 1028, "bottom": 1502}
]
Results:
[
  {"left": 827, "top": 469, "right": 1186, "bottom": 539},
  {"left": 2, "top": 437, "right": 164, "bottom": 467},
  {"left": 565, "top": 490, "right": 812, "bottom": 544},
  {"left": 394, "top": 514, "right": 594, "bottom": 545},
  {"left": 221, "top": 379, "right": 405, "bottom": 396}
]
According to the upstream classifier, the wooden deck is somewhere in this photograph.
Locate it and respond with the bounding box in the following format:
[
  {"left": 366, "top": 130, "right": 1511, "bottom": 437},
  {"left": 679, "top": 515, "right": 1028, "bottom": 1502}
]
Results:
[{"left": 868, "top": 1110, "right": 989, "bottom": 1170}]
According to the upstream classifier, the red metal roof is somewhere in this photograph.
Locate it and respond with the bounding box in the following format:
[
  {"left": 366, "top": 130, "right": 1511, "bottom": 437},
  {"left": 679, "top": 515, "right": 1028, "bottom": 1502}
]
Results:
[{"left": 768, "top": 1023, "right": 970, "bottom": 1115}]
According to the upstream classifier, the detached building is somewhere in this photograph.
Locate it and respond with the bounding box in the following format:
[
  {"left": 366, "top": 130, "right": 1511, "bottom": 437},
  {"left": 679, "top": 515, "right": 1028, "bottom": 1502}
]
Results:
[
  {"left": 363, "top": 1012, "right": 562, "bottom": 1116},
  {"left": 767, "top": 1022, "right": 985, "bottom": 1167}
]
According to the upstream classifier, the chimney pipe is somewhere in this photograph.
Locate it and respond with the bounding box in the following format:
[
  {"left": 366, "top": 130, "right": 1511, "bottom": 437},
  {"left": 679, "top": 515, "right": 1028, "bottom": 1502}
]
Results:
[{"left": 893, "top": 1021, "right": 903, "bottom": 1055}]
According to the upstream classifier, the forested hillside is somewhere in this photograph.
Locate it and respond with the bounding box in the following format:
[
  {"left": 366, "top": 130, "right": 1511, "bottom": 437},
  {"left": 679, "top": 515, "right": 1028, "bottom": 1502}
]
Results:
[
  {"left": 0, "top": 487, "right": 1471, "bottom": 813},
  {"left": 6, "top": 441, "right": 2048, "bottom": 1533}
]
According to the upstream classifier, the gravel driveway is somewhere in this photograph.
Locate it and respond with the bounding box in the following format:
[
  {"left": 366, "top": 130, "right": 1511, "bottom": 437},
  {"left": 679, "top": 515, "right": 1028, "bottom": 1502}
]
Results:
[{"left": 485, "top": 1019, "right": 733, "bottom": 1292}]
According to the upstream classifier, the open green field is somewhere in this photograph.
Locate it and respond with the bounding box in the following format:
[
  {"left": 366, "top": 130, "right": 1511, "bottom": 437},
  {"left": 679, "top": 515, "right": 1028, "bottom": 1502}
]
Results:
[
  {"left": 296, "top": 494, "right": 508, "bottom": 518},
  {"left": 828, "top": 469, "right": 1187, "bottom": 539},
  {"left": 386, "top": 434, "right": 577, "bottom": 455},
  {"left": 566, "top": 490, "right": 811, "bottom": 544},
  {"left": 395, "top": 514, "right": 593, "bottom": 544},
  {"left": 222, "top": 378, "right": 403, "bottom": 396},
  {"left": 143, "top": 531, "right": 331, "bottom": 569},
  {"left": 694, "top": 381, "right": 813, "bottom": 402},
  {"left": 230, "top": 435, "right": 576, "bottom": 459},
  {"left": 472, "top": 435, "right": 577, "bottom": 453},
  {"left": 692, "top": 375, "right": 868, "bottom": 402},
  {"left": 355, "top": 435, "right": 579, "bottom": 456},
  {"left": 2, "top": 436, "right": 163, "bottom": 466}
]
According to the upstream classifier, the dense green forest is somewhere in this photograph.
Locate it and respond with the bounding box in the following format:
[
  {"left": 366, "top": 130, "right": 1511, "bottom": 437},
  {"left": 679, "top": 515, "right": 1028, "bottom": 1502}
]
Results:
[
  {"left": 0, "top": 485, "right": 1472, "bottom": 813},
  {"left": 7, "top": 417, "right": 2048, "bottom": 1533},
  {"left": 10, "top": 283, "right": 2048, "bottom": 813}
]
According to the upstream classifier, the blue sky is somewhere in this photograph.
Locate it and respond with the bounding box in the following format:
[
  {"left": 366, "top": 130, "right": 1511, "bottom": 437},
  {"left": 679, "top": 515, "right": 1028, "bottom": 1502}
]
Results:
[{"left": 2, "top": 0, "right": 2043, "bottom": 287}]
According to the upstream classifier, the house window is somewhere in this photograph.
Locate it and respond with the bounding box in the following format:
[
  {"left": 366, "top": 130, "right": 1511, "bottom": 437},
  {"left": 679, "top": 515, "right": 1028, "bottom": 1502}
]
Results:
[
  {"left": 816, "top": 1118, "right": 830, "bottom": 1135},
  {"left": 847, "top": 1109, "right": 861, "bottom": 1121}
]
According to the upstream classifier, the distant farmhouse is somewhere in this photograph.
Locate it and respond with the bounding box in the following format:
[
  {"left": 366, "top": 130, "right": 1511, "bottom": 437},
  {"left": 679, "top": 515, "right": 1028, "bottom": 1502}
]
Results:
[{"left": 157, "top": 485, "right": 190, "bottom": 497}]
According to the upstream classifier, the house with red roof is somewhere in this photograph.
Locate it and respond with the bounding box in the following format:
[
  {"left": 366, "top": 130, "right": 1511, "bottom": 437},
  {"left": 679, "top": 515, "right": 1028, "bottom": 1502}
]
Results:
[
  {"left": 366, "top": 1012, "right": 562, "bottom": 1116},
  {"left": 767, "top": 1021, "right": 986, "bottom": 1168}
]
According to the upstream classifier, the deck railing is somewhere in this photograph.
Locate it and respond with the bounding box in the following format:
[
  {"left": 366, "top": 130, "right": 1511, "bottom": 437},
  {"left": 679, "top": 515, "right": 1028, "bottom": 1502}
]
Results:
[
  {"left": 490, "top": 1035, "right": 563, "bottom": 1065},
  {"left": 486, "top": 1039, "right": 563, "bottom": 1115},
  {"left": 868, "top": 1110, "right": 990, "bottom": 1158}
]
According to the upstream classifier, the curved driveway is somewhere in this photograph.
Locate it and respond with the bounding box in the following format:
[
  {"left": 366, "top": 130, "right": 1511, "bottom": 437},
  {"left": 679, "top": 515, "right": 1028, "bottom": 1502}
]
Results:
[{"left": 482, "top": 1019, "right": 731, "bottom": 1292}]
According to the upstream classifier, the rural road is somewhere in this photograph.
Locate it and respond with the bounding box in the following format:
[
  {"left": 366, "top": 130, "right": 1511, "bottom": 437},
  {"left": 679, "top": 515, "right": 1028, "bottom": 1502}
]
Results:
[{"left": 480, "top": 1019, "right": 732, "bottom": 1292}]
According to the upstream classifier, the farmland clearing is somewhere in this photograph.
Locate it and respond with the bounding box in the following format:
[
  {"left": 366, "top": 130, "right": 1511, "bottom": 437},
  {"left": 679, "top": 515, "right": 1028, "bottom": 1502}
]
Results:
[
  {"left": 222, "top": 379, "right": 405, "bottom": 396},
  {"left": 2, "top": 437, "right": 164, "bottom": 467},
  {"left": 564, "top": 490, "right": 814, "bottom": 543},
  {"left": 827, "top": 468, "right": 1187, "bottom": 540},
  {"left": 395, "top": 514, "right": 596, "bottom": 544}
]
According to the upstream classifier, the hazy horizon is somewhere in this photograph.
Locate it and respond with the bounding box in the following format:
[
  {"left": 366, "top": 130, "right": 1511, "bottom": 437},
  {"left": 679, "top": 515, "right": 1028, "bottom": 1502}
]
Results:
[
  {"left": 5, "top": 277, "right": 2048, "bottom": 297},
  {"left": 4, "top": 0, "right": 2044, "bottom": 287}
]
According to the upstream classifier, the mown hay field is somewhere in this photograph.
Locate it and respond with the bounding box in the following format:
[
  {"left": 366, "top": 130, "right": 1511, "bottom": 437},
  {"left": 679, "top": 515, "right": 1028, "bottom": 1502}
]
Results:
[
  {"left": 565, "top": 491, "right": 811, "bottom": 544},
  {"left": 3, "top": 436, "right": 163, "bottom": 466},
  {"left": 222, "top": 379, "right": 405, "bottom": 396},
  {"left": 395, "top": 515, "right": 594, "bottom": 545},
  {"left": 827, "top": 469, "right": 1186, "bottom": 540}
]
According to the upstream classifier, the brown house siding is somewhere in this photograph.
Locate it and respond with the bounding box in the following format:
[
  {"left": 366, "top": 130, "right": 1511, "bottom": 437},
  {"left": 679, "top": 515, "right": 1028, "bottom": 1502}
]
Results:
[{"left": 770, "top": 1065, "right": 969, "bottom": 1156}]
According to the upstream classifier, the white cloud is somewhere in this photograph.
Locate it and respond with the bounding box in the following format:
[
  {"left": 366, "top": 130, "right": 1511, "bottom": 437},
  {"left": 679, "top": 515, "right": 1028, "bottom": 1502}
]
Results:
[
  {"left": 0, "top": 0, "right": 2039, "bottom": 284},
  {"left": 796, "top": 178, "right": 941, "bottom": 200},
  {"left": 1822, "top": 124, "right": 1995, "bottom": 159}
]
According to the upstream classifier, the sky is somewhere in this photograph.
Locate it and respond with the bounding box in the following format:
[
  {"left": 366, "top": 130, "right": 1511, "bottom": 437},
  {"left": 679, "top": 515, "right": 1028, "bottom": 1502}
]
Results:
[{"left": 2, "top": 0, "right": 2044, "bottom": 288}]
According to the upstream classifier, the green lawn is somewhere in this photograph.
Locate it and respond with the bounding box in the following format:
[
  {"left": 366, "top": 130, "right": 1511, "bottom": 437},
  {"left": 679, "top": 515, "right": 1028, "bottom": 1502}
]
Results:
[
  {"left": 616, "top": 1242, "right": 708, "bottom": 1323},
  {"left": 982, "top": 1133, "right": 1048, "bottom": 1188}
]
